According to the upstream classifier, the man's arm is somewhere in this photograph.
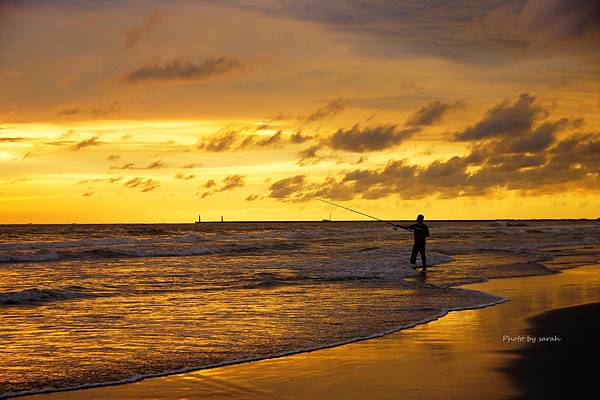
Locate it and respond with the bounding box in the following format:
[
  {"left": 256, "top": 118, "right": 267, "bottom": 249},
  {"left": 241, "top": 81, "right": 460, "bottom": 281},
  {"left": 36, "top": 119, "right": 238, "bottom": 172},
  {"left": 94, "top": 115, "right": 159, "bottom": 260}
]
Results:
[{"left": 393, "top": 224, "right": 411, "bottom": 231}]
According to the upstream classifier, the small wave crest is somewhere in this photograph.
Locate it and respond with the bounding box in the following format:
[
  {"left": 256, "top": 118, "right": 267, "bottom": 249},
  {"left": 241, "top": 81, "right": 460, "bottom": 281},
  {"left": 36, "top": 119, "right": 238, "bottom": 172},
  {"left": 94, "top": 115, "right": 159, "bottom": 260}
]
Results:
[{"left": 0, "top": 286, "right": 94, "bottom": 306}]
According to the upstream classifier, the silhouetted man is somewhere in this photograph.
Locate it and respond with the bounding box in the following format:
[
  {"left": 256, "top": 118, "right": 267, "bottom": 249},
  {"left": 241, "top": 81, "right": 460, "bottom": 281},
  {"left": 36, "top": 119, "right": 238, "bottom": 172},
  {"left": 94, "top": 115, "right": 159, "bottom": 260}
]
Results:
[{"left": 395, "top": 214, "right": 429, "bottom": 272}]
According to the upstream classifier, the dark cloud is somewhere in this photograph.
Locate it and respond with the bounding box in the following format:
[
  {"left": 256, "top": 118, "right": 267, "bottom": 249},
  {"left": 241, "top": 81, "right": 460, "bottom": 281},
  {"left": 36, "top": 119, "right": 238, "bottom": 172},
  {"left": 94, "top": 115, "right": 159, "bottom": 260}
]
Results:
[
  {"left": 493, "top": 118, "right": 583, "bottom": 154},
  {"left": 110, "top": 160, "right": 165, "bottom": 170},
  {"left": 255, "top": 123, "right": 278, "bottom": 131},
  {"left": 107, "top": 154, "right": 120, "bottom": 161},
  {"left": 487, "top": 0, "right": 600, "bottom": 45},
  {"left": 146, "top": 160, "right": 165, "bottom": 169},
  {"left": 200, "top": 175, "right": 245, "bottom": 198},
  {"left": 219, "top": 174, "right": 245, "bottom": 191},
  {"left": 124, "top": 177, "right": 160, "bottom": 192},
  {"left": 175, "top": 173, "right": 195, "bottom": 180},
  {"left": 123, "top": 56, "right": 243, "bottom": 83},
  {"left": 198, "top": 129, "right": 297, "bottom": 152},
  {"left": 124, "top": 12, "right": 163, "bottom": 49},
  {"left": 77, "top": 177, "right": 122, "bottom": 185},
  {"left": 238, "top": 131, "right": 283, "bottom": 149},
  {"left": 197, "top": 131, "right": 239, "bottom": 152},
  {"left": 303, "top": 98, "right": 345, "bottom": 123},
  {"left": 0, "top": 137, "right": 26, "bottom": 142},
  {"left": 330, "top": 124, "right": 419, "bottom": 152},
  {"left": 245, "top": 194, "right": 260, "bottom": 201},
  {"left": 112, "top": 163, "right": 136, "bottom": 170},
  {"left": 405, "top": 100, "right": 464, "bottom": 127},
  {"left": 82, "top": 192, "right": 94, "bottom": 197},
  {"left": 221, "top": 0, "right": 598, "bottom": 60},
  {"left": 269, "top": 123, "right": 600, "bottom": 202},
  {"left": 71, "top": 136, "right": 101, "bottom": 151},
  {"left": 455, "top": 94, "right": 544, "bottom": 141},
  {"left": 296, "top": 145, "right": 332, "bottom": 166},
  {"left": 269, "top": 175, "right": 307, "bottom": 199},
  {"left": 183, "top": 163, "right": 203, "bottom": 169},
  {"left": 290, "top": 131, "right": 313, "bottom": 144},
  {"left": 56, "top": 102, "right": 119, "bottom": 118}
]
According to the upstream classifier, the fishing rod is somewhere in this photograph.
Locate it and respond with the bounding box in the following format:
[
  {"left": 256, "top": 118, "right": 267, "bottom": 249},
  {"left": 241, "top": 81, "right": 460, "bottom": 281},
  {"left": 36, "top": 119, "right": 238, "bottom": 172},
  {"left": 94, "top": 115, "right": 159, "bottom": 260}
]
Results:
[{"left": 285, "top": 187, "right": 406, "bottom": 229}]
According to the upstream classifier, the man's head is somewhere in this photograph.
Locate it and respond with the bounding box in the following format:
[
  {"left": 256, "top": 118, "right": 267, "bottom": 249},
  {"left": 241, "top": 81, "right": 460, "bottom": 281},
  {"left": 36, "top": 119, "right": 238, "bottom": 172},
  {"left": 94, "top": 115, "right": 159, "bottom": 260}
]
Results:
[{"left": 417, "top": 214, "right": 424, "bottom": 222}]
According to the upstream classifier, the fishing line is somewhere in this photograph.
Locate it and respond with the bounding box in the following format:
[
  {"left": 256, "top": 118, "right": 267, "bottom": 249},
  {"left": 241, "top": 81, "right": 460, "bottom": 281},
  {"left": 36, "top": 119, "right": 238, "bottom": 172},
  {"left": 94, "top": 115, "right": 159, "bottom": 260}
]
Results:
[{"left": 285, "top": 187, "right": 402, "bottom": 229}]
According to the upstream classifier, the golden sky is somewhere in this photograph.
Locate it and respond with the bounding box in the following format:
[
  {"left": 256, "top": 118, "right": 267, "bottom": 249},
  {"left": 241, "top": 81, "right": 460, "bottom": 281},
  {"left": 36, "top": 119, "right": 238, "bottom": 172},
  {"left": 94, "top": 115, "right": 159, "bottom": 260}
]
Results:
[{"left": 1, "top": 0, "right": 599, "bottom": 223}]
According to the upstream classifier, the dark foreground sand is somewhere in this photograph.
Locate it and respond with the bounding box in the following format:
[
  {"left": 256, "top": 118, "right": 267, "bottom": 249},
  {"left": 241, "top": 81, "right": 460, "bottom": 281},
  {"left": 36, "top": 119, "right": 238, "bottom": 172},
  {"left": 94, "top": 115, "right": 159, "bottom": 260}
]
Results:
[
  {"left": 503, "top": 301, "right": 600, "bottom": 399},
  {"left": 21, "top": 263, "right": 600, "bottom": 400}
]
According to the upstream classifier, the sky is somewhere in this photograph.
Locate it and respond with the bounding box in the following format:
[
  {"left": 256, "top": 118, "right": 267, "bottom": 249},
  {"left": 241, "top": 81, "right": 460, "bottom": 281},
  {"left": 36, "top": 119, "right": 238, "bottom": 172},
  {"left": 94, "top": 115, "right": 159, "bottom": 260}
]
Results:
[{"left": 0, "top": 0, "right": 599, "bottom": 223}]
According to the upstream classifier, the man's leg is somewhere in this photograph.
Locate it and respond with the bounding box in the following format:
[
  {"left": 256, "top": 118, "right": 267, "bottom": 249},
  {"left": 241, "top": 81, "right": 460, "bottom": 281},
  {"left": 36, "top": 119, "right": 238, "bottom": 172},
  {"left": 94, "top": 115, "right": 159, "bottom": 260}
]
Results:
[{"left": 410, "top": 242, "right": 418, "bottom": 264}]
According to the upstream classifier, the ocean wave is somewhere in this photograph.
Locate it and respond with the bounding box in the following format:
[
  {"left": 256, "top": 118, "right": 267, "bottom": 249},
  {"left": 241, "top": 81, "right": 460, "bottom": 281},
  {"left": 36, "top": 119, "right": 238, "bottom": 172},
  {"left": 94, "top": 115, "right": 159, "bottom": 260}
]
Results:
[
  {"left": 0, "top": 290, "right": 507, "bottom": 400},
  {"left": 0, "top": 233, "right": 211, "bottom": 252},
  {"left": 0, "top": 240, "right": 304, "bottom": 264},
  {"left": 0, "top": 287, "right": 94, "bottom": 306}
]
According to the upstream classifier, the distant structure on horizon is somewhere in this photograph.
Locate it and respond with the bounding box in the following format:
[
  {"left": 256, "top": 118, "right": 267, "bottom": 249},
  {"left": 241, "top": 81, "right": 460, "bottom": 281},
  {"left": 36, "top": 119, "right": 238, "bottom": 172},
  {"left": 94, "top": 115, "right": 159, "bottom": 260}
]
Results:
[{"left": 194, "top": 215, "right": 225, "bottom": 223}]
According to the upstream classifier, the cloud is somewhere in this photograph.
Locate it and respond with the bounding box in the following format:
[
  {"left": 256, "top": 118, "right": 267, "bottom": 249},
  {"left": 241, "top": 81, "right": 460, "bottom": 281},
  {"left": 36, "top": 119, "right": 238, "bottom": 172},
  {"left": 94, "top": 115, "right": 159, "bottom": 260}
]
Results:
[
  {"left": 107, "top": 154, "right": 120, "bottom": 161},
  {"left": 56, "top": 102, "right": 119, "bottom": 118},
  {"left": 183, "top": 163, "right": 203, "bottom": 169},
  {"left": 220, "top": 174, "right": 245, "bottom": 191},
  {"left": 245, "top": 194, "right": 260, "bottom": 201},
  {"left": 329, "top": 124, "right": 419, "bottom": 152},
  {"left": 200, "top": 174, "right": 246, "bottom": 198},
  {"left": 197, "top": 130, "right": 240, "bottom": 152},
  {"left": 82, "top": 192, "right": 94, "bottom": 197},
  {"left": 268, "top": 175, "right": 307, "bottom": 199},
  {"left": 175, "top": 173, "right": 195, "bottom": 180},
  {"left": 268, "top": 114, "right": 600, "bottom": 202},
  {"left": 483, "top": 0, "right": 600, "bottom": 48},
  {"left": 71, "top": 136, "right": 101, "bottom": 151},
  {"left": 290, "top": 131, "right": 313, "bottom": 144},
  {"left": 405, "top": 100, "right": 464, "bottom": 126},
  {"left": 124, "top": 12, "right": 163, "bottom": 49},
  {"left": 146, "top": 160, "right": 165, "bottom": 169},
  {"left": 198, "top": 129, "right": 296, "bottom": 152},
  {"left": 77, "top": 177, "right": 123, "bottom": 184},
  {"left": 455, "top": 94, "right": 544, "bottom": 141},
  {"left": 123, "top": 56, "right": 243, "bottom": 83},
  {"left": 124, "top": 177, "right": 160, "bottom": 192},
  {"left": 303, "top": 98, "right": 345, "bottom": 123},
  {"left": 110, "top": 160, "right": 165, "bottom": 170},
  {"left": 296, "top": 145, "right": 321, "bottom": 166},
  {"left": 221, "top": 0, "right": 599, "bottom": 60},
  {"left": 519, "top": 0, "right": 600, "bottom": 41},
  {"left": 237, "top": 131, "right": 284, "bottom": 149},
  {"left": 492, "top": 118, "right": 583, "bottom": 154},
  {"left": 0, "top": 137, "right": 26, "bottom": 142}
]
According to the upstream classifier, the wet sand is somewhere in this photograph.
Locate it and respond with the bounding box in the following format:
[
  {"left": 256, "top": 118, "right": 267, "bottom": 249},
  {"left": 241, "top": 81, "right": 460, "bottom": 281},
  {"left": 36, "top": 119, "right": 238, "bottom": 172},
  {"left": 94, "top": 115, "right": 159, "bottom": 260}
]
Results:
[
  {"left": 503, "top": 301, "right": 600, "bottom": 399},
  {"left": 21, "top": 263, "right": 600, "bottom": 400}
]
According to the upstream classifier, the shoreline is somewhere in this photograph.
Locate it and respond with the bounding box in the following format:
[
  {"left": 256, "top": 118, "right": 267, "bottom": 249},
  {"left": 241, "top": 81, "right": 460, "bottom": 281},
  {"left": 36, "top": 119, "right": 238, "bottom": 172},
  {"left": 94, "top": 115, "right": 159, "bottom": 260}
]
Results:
[
  {"left": 15, "top": 261, "right": 600, "bottom": 400},
  {"left": 4, "top": 287, "right": 506, "bottom": 399}
]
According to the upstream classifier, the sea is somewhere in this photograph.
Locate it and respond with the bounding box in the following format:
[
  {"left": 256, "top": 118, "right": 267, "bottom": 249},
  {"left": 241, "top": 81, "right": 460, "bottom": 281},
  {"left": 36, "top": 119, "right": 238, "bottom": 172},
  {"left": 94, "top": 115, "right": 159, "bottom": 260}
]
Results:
[{"left": 1, "top": 220, "right": 599, "bottom": 397}]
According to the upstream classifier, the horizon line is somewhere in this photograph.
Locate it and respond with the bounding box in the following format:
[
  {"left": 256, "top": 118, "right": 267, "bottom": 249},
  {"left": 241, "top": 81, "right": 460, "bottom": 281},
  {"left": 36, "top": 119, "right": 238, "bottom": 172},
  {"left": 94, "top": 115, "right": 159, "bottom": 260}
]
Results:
[{"left": 1, "top": 217, "right": 599, "bottom": 225}]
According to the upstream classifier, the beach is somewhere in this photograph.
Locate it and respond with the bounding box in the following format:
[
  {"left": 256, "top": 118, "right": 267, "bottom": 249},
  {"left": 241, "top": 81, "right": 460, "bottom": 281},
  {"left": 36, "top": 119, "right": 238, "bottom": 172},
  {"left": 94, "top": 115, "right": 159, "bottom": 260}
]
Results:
[{"left": 19, "top": 262, "right": 600, "bottom": 400}]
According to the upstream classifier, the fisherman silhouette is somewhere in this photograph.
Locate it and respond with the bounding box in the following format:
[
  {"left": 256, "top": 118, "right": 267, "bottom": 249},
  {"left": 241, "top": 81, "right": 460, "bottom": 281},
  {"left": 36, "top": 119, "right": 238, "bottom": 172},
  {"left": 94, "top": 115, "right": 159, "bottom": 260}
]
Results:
[{"left": 395, "top": 214, "right": 430, "bottom": 273}]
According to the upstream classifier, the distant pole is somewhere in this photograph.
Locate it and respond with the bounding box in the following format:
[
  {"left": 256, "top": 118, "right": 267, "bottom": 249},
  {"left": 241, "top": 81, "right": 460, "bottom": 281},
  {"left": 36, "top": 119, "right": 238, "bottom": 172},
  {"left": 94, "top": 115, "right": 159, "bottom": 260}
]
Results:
[{"left": 221, "top": 216, "right": 224, "bottom": 222}]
